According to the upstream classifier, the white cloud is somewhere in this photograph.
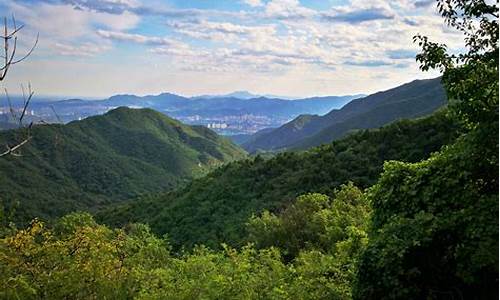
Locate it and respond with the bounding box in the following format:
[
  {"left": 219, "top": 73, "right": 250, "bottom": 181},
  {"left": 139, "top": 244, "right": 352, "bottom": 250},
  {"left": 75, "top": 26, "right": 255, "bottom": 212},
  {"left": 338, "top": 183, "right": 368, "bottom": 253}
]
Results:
[
  {"left": 54, "top": 42, "right": 111, "bottom": 57},
  {"left": 8, "top": 2, "right": 139, "bottom": 39},
  {"left": 96, "top": 30, "right": 177, "bottom": 46},
  {"left": 0, "top": 1, "right": 144, "bottom": 61},
  {"left": 242, "top": 0, "right": 264, "bottom": 7},
  {"left": 93, "top": 10, "right": 141, "bottom": 31},
  {"left": 0, "top": 0, "right": 462, "bottom": 97},
  {"left": 168, "top": 20, "right": 276, "bottom": 42},
  {"left": 264, "top": 0, "right": 317, "bottom": 19}
]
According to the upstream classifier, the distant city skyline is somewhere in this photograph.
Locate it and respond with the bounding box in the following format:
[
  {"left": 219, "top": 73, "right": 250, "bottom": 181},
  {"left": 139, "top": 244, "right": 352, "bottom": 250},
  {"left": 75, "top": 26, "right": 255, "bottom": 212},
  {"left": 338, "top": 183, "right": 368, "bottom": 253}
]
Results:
[{"left": 0, "top": 0, "right": 463, "bottom": 98}]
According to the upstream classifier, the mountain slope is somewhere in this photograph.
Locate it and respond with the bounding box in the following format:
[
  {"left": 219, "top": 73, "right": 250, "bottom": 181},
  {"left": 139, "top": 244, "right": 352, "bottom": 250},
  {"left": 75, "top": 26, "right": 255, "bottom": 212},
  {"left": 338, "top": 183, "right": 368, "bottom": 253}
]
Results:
[
  {"left": 99, "top": 109, "right": 461, "bottom": 249},
  {"left": 0, "top": 107, "right": 246, "bottom": 223},
  {"left": 243, "top": 77, "right": 446, "bottom": 152}
]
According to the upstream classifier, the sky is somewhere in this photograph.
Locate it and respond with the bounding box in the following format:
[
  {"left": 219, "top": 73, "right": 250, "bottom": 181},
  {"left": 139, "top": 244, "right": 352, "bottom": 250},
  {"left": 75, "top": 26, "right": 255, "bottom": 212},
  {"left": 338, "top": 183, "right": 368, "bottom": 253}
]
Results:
[{"left": 0, "top": 0, "right": 465, "bottom": 98}]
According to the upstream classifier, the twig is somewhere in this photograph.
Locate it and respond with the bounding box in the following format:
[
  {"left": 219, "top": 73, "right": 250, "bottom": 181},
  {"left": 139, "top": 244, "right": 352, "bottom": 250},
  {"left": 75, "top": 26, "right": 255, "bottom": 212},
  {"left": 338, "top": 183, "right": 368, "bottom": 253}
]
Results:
[
  {"left": 0, "top": 136, "right": 32, "bottom": 157},
  {"left": 4, "top": 88, "right": 16, "bottom": 120},
  {"left": 19, "top": 83, "right": 34, "bottom": 127},
  {"left": 0, "top": 15, "right": 37, "bottom": 158},
  {"left": 0, "top": 16, "right": 38, "bottom": 81},
  {"left": 50, "top": 105, "right": 63, "bottom": 123}
]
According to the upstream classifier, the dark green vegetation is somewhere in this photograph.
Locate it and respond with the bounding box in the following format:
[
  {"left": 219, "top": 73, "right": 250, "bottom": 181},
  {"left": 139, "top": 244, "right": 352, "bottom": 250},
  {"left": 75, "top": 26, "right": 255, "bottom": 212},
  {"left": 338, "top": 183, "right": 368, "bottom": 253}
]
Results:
[
  {"left": 356, "top": 132, "right": 498, "bottom": 299},
  {"left": 243, "top": 77, "right": 446, "bottom": 152},
  {"left": 0, "top": 0, "right": 497, "bottom": 298},
  {"left": 100, "top": 110, "right": 460, "bottom": 249},
  {"left": 0, "top": 107, "right": 245, "bottom": 223},
  {"left": 355, "top": 0, "right": 499, "bottom": 297}
]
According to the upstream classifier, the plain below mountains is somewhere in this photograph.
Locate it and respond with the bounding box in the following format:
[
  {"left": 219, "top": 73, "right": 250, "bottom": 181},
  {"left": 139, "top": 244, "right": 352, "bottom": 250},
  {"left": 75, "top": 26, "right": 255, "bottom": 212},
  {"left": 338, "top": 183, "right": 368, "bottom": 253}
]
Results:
[
  {"left": 0, "top": 107, "right": 246, "bottom": 223},
  {"left": 241, "top": 77, "right": 447, "bottom": 152}
]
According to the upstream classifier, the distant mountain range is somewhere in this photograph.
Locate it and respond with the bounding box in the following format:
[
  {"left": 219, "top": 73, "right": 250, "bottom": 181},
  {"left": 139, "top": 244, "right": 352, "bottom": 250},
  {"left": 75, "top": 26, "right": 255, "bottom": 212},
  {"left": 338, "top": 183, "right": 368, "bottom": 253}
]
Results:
[
  {"left": 241, "top": 77, "right": 446, "bottom": 152},
  {"left": 192, "top": 91, "right": 299, "bottom": 100},
  {"left": 1, "top": 92, "right": 363, "bottom": 135},
  {"left": 0, "top": 107, "right": 245, "bottom": 223}
]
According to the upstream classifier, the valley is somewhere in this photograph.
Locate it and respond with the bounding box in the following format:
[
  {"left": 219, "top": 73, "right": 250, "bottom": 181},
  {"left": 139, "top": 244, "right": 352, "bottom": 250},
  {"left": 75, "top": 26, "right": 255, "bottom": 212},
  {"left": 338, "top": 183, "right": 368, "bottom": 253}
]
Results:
[{"left": 0, "top": 1, "right": 497, "bottom": 299}]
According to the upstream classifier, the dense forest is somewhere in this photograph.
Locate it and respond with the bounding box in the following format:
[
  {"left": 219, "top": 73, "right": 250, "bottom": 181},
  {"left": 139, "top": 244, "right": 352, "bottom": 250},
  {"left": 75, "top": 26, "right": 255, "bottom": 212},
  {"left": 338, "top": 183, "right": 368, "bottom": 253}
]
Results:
[
  {"left": 0, "top": 107, "right": 245, "bottom": 223},
  {"left": 0, "top": 0, "right": 498, "bottom": 299},
  {"left": 99, "top": 110, "right": 460, "bottom": 249}
]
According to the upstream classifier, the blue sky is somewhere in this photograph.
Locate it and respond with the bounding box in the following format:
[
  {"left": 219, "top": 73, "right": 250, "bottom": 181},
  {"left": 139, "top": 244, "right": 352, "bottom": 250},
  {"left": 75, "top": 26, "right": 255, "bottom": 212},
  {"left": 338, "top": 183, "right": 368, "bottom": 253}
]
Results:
[{"left": 0, "top": 0, "right": 463, "bottom": 98}]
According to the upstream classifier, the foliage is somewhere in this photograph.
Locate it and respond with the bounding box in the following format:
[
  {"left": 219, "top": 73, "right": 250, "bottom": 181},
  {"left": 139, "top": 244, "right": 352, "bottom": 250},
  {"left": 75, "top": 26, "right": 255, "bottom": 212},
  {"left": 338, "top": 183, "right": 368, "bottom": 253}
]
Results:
[
  {"left": 0, "top": 213, "right": 170, "bottom": 299},
  {"left": 247, "top": 183, "right": 370, "bottom": 260},
  {"left": 1, "top": 209, "right": 367, "bottom": 300},
  {"left": 355, "top": 134, "right": 498, "bottom": 299},
  {"left": 0, "top": 107, "right": 245, "bottom": 224},
  {"left": 415, "top": 0, "right": 498, "bottom": 130},
  {"left": 100, "top": 110, "right": 460, "bottom": 249},
  {"left": 3, "top": 2, "right": 496, "bottom": 298},
  {"left": 355, "top": 1, "right": 498, "bottom": 298},
  {"left": 247, "top": 184, "right": 370, "bottom": 298}
]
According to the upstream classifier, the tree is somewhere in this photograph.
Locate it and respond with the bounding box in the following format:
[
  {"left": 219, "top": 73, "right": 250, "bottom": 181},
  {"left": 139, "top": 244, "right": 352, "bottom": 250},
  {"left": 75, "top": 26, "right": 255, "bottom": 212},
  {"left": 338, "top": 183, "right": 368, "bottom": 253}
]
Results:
[
  {"left": 247, "top": 184, "right": 370, "bottom": 298},
  {"left": 355, "top": 1, "right": 498, "bottom": 298},
  {"left": 414, "top": 0, "right": 498, "bottom": 130},
  {"left": 0, "top": 16, "right": 38, "bottom": 157}
]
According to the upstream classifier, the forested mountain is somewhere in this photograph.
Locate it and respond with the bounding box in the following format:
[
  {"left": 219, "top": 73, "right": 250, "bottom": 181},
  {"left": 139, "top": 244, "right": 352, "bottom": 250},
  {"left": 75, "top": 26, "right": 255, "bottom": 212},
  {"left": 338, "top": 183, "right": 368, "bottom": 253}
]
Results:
[
  {"left": 243, "top": 77, "right": 446, "bottom": 152},
  {"left": 1, "top": 1, "right": 498, "bottom": 298},
  {"left": 0, "top": 107, "right": 246, "bottom": 223},
  {"left": 100, "top": 110, "right": 461, "bottom": 249}
]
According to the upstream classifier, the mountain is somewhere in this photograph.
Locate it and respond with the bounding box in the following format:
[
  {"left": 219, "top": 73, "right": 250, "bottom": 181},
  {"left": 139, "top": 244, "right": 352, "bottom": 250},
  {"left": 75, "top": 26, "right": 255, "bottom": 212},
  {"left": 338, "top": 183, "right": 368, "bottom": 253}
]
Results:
[
  {"left": 0, "top": 121, "right": 18, "bottom": 130},
  {"left": 193, "top": 91, "right": 262, "bottom": 100},
  {"left": 193, "top": 91, "right": 310, "bottom": 100},
  {"left": 0, "top": 107, "right": 246, "bottom": 223},
  {"left": 53, "top": 94, "right": 359, "bottom": 118},
  {"left": 99, "top": 109, "right": 461, "bottom": 249},
  {"left": 15, "top": 93, "right": 361, "bottom": 135},
  {"left": 242, "top": 77, "right": 446, "bottom": 152},
  {"left": 228, "top": 127, "right": 276, "bottom": 145}
]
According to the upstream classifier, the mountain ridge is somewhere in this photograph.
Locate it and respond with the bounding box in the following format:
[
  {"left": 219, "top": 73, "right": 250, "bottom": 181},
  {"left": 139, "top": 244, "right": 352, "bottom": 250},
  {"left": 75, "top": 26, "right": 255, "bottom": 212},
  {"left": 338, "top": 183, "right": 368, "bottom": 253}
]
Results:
[
  {"left": 0, "top": 107, "right": 246, "bottom": 223},
  {"left": 242, "top": 77, "right": 446, "bottom": 152},
  {"left": 99, "top": 109, "right": 461, "bottom": 249}
]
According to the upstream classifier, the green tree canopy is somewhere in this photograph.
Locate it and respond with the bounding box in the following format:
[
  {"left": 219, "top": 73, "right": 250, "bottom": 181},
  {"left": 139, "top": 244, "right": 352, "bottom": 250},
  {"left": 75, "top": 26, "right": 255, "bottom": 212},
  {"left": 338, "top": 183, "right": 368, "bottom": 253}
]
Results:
[{"left": 355, "top": 1, "right": 498, "bottom": 298}]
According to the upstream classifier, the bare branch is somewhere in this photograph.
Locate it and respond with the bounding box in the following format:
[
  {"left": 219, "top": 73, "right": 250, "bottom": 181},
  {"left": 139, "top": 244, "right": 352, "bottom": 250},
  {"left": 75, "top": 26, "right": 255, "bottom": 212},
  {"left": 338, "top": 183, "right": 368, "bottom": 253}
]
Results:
[
  {"left": 4, "top": 88, "right": 16, "bottom": 120},
  {"left": 10, "top": 33, "right": 38, "bottom": 65},
  {"left": 3, "top": 25, "right": 23, "bottom": 39},
  {"left": 50, "top": 105, "right": 63, "bottom": 123},
  {"left": 0, "top": 36, "right": 17, "bottom": 73},
  {"left": 0, "top": 16, "right": 38, "bottom": 81},
  {"left": 19, "top": 83, "right": 34, "bottom": 127},
  {"left": 0, "top": 136, "right": 32, "bottom": 157},
  {"left": 0, "top": 15, "right": 38, "bottom": 158}
]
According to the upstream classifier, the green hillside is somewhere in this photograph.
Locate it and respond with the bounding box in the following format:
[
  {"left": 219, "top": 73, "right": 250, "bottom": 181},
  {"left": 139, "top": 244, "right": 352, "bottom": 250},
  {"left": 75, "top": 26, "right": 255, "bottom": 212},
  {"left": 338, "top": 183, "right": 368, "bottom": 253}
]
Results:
[
  {"left": 243, "top": 77, "right": 446, "bottom": 152},
  {"left": 100, "top": 109, "right": 461, "bottom": 249},
  {"left": 1, "top": 2, "right": 497, "bottom": 298},
  {"left": 0, "top": 107, "right": 246, "bottom": 223}
]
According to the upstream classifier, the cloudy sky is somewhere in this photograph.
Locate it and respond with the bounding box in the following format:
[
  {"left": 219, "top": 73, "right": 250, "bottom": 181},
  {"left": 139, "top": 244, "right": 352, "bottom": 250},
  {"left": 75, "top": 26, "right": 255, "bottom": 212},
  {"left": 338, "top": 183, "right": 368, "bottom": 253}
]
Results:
[{"left": 0, "top": 0, "right": 464, "bottom": 98}]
